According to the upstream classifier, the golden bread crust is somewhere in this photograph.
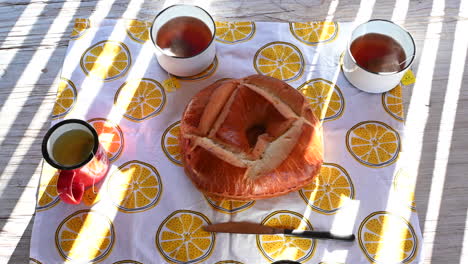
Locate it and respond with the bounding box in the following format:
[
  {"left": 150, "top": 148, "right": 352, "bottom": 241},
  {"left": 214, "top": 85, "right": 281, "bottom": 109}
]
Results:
[{"left": 180, "top": 75, "right": 323, "bottom": 200}]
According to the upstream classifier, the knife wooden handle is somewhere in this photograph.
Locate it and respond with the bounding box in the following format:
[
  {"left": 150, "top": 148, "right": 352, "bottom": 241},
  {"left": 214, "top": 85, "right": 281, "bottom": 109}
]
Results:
[{"left": 284, "top": 229, "right": 355, "bottom": 241}]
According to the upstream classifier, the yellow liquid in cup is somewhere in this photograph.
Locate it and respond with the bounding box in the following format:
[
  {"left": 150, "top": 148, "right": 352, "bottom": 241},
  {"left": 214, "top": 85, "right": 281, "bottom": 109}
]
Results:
[{"left": 52, "top": 129, "right": 94, "bottom": 166}]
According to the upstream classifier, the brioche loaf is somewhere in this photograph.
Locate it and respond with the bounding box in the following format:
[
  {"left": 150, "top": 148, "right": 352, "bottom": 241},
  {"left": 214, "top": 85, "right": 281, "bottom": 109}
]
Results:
[{"left": 180, "top": 74, "right": 323, "bottom": 200}]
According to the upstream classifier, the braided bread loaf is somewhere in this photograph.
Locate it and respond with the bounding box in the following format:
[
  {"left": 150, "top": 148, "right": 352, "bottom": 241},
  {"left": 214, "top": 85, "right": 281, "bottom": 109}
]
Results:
[{"left": 180, "top": 75, "right": 323, "bottom": 200}]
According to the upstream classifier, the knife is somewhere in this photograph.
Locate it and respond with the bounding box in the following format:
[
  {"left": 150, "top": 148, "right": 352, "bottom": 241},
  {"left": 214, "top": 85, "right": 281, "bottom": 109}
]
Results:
[{"left": 204, "top": 221, "right": 355, "bottom": 242}]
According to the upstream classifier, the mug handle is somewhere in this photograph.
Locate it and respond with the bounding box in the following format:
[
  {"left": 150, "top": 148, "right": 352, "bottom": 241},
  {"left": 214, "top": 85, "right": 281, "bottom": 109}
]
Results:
[{"left": 57, "top": 170, "right": 85, "bottom": 205}]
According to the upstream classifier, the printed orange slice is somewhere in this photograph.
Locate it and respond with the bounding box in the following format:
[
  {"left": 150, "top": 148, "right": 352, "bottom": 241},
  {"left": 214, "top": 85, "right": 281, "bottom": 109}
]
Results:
[
  {"left": 82, "top": 183, "right": 103, "bottom": 207},
  {"left": 290, "top": 22, "right": 338, "bottom": 45},
  {"left": 55, "top": 210, "right": 114, "bottom": 262},
  {"left": 107, "top": 160, "right": 163, "bottom": 213},
  {"left": 346, "top": 121, "right": 400, "bottom": 167},
  {"left": 382, "top": 84, "right": 405, "bottom": 121},
  {"left": 114, "top": 78, "right": 166, "bottom": 122},
  {"left": 113, "top": 260, "right": 143, "bottom": 264},
  {"left": 161, "top": 121, "right": 182, "bottom": 166},
  {"left": 298, "top": 78, "right": 345, "bottom": 121},
  {"left": 256, "top": 210, "right": 316, "bottom": 262},
  {"left": 52, "top": 78, "right": 77, "bottom": 119},
  {"left": 215, "top": 21, "right": 255, "bottom": 44},
  {"left": 254, "top": 42, "right": 304, "bottom": 82},
  {"left": 88, "top": 118, "right": 124, "bottom": 162},
  {"left": 393, "top": 168, "right": 417, "bottom": 211},
  {"left": 29, "top": 258, "right": 42, "bottom": 264},
  {"left": 156, "top": 210, "right": 215, "bottom": 263},
  {"left": 126, "top": 19, "right": 152, "bottom": 43},
  {"left": 80, "top": 40, "right": 131, "bottom": 81},
  {"left": 205, "top": 195, "right": 255, "bottom": 214},
  {"left": 358, "top": 211, "right": 418, "bottom": 263},
  {"left": 299, "top": 163, "right": 354, "bottom": 214},
  {"left": 71, "top": 18, "right": 90, "bottom": 40},
  {"left": 36, "top": 164, "right": 60, "bottom": 211}
]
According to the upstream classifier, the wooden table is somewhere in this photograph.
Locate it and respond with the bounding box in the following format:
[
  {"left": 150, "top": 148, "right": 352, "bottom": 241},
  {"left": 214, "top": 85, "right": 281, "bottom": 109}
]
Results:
[{"left": 1, "top": 0, "right": 467, "bottom": 263}]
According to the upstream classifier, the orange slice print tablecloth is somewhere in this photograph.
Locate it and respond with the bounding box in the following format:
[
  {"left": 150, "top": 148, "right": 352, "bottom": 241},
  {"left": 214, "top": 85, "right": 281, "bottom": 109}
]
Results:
[{"left": 30, "top": 19, "right": 423, "bottom": 264}]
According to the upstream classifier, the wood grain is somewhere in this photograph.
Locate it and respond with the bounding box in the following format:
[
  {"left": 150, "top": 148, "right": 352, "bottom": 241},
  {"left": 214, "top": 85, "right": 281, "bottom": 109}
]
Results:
[{"left": 1, "top": 0, "right": 467, "bottom": 263}]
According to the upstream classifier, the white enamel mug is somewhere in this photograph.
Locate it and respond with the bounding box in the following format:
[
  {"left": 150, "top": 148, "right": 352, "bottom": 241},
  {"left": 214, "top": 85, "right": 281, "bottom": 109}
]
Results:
[
  {"left": 150, "top": 4, "right": 216, "bottom": 77},
  {"left": 342, "top": 19, "right": 416, "bottom": 93}
]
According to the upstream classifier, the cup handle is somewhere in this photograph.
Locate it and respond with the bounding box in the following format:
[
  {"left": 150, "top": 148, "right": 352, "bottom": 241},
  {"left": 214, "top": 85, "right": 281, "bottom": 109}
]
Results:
[{"left": 57, "top": 170, "right": 84, "bottom": 205}]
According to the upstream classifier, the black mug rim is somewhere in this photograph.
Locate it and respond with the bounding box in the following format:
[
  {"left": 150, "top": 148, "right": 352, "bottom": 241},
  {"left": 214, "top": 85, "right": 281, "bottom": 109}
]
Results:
[
  {"left": 149, "top": 4, "right": 217, "bottom": 59},
  {"left": 41, "top": 119, "right": 99, "bottom": 170}
]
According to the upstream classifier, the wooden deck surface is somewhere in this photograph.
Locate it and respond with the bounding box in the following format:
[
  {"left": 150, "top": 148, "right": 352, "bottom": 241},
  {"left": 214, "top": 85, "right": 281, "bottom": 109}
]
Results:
[{"left": 1, "top": 0, "right": 467, "bottom": 263}]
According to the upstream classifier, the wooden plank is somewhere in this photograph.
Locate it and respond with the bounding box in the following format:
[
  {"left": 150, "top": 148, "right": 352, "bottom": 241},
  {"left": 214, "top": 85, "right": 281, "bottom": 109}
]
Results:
[{"left": 1, "top": 0, "right": 467, "bottom": 263}]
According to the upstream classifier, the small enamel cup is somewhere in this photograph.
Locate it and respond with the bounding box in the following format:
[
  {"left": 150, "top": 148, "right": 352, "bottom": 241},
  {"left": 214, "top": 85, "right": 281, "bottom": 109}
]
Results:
[
  {"left": 342, "top": 19, "right": 416, "bottom": 93},
  {"left": 150, "top": 4, "right": 216, "bottom": 77},
  {"left": 42, "top": 119, "right": 110, "bottom": 204}
]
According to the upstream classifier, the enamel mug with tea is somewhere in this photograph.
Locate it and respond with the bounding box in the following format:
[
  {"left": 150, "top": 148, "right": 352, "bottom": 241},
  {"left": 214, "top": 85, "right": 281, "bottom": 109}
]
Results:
[
  {"left": 342, "top": 19, "right": 416, "bottom": 93},
  {"left": 150, "top": 4, "right": 216, "bottom": 77},
  {"left": 42, "top": 119, "right": 110, "bottom": 205}
]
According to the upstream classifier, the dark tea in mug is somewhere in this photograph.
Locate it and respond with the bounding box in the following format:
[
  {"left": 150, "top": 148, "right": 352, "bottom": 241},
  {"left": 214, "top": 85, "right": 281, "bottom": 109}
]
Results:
[
  {"left": 342, "top": 20, "right": 416, "bottom": 93},
  {"left": 156, "top": 16, "right": 212, "bottom": 57},
  {"left": 350, "top": 33, "right": 406, "bottom": 73},
  {"left": 150, "top": 5, "right": 216, "bottom": 76}
]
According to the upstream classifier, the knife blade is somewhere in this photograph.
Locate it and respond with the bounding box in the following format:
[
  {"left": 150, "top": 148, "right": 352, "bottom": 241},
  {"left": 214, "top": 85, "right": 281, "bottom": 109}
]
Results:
[{"left": 204, "top": 222, "right": 355, "bottom": 242}]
